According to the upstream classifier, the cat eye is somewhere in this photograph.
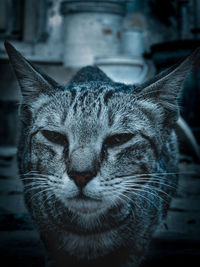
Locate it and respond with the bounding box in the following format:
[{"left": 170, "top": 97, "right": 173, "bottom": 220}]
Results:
[
  {"left": 103, "top": 133, "right": 134, "bottom": 148},
  {"left": 41, "top": 130, "right": 68, "bottom": 146}
]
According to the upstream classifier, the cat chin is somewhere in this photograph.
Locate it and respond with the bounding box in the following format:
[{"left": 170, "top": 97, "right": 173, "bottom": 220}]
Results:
[{"left": 43, "top": 195, "right": 131, "bottom": 236}]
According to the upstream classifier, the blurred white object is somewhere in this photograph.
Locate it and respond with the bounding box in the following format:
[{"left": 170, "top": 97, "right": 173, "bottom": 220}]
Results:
[
  {"left": 121, "top": 29, "right": 145, "bottom": 57},
  {"left": 95, "top": 55, "right": 148, "bottom": 84},
  {"left": 61, "top": 0, "right": 126, "bottom": 68}
]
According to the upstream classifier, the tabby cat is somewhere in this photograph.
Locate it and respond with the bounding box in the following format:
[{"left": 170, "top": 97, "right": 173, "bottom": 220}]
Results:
[{"left": 5, "top": 41, "right": 199, "bottom": 267}]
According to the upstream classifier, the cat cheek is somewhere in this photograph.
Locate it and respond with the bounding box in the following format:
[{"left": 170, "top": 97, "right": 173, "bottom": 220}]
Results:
[{"left": 105, "top": 149, "right": 118, "bottom": 163}]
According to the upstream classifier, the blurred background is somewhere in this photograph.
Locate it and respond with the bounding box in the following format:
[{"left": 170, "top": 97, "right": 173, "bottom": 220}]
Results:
[{"left": 0, "top": 0, "right": 200, "bottom": 266}]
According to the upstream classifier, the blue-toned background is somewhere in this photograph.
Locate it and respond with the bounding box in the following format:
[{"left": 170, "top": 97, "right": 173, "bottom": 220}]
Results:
[{"left": 0, "top": 1, "right": 200, "bottom": 266}]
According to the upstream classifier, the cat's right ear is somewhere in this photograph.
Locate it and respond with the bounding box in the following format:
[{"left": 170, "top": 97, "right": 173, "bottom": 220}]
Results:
[{"left": 4, "top": 41, "right": 59, "bottom": 101}]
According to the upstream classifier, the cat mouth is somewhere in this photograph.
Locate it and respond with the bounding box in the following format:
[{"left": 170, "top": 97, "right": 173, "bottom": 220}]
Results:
[
  {"left": 46, "top": 194, "right": 132, "bottom": 234},
  {"left": 68, "top": 194, "right": 103, "bottom": 214},
  {"left": 53, "top": 200, "right": 132, "bottom": 235},
  {"left": 64, "top": 192, "right": 103, "bottom": 214}
]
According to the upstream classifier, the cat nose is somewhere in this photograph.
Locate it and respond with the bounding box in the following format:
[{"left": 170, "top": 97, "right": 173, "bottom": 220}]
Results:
[{"left": 68, "top": 170, "right": 97, "bottom": 188}]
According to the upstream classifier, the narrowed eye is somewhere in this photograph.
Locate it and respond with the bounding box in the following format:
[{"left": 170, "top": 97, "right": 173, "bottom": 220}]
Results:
[
  {"left": 103, "top": 133, "right": 134, "bottom": 148},
  {"left": 41, "top": 130, "right": 68, "bottom": 146}
]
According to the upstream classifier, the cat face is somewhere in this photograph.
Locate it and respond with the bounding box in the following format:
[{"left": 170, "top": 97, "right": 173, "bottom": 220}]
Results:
[
  {"left": 25, "top": 81, "right": 161, "bottom": 216},
  {"left": 5, "top": 41, "right": 199, "bottom": 227}
]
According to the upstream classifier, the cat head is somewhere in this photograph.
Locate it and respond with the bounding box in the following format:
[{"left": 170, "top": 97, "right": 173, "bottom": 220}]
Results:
[
  {"left": 5, "top": 41, "right": 199, "bottom": 218},
  {"left": 5, "top": 41, "right": 199, "bottom": 128}
]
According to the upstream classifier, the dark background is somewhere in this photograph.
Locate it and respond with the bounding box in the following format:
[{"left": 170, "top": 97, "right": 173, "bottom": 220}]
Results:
[{"left": 0, "top": 1, "right": 200, "bottom": 266}]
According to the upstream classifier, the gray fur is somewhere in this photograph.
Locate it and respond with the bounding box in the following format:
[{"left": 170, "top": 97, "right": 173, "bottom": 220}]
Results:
[{"left": 5, "top": 41, "right": 199, "bottom": 267}]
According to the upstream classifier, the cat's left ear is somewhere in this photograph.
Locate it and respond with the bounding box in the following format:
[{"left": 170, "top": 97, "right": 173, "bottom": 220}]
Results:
[
  {"left": 4, "top": 41, "right": 59, "bottom": 101},
  {"left": 136, "top": 48, "right": 200, "bottom": 126}
]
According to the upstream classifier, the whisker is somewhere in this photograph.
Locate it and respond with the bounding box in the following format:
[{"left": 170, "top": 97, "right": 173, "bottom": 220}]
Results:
[
  {"left": 103, "top": 189, "right": 141, "bottom": 210},
  {"left": 23, "top": 181, "right": 48, "bottom": 188},
  {"left": 21, "top": 177, "right": 48, "bottom": 182},
  {"left": 122, "top": 179, "right": 178, "bottom": 190},
  {"left": 21, "top": 171, "right": 56, "bottom": 176},
  {"left": 115, "top": 171, "right": 194, "bottom": 179},
  {"left": 26, "top": 187, "right": 52, "bottom": 205},
  {"left": 143, "top": 185, "right": 174, "bottom": 199},
  {"left": 138, "top": 184, "right": 174, "bottom": 199},
  {"left": 24, "top": 184, "right": 48, "bottom": 195},
  {"left": 126, "top": 186, "right": 170, "bottom": 205},
  {"left": 21, "top": 174, "right": 60, "bottom": 183},
  {"left": 125, "top": 189, "right": 159, "bottom": 209},
  {"left": 121, "top": 176, "right": 185, "bottom": 191},
  {"left": 21, "top": 171, "right": 60, "bottom": 179},
  {"left": 22, "top": 174, "right": 55, "bottom": 179},
  {"left": 118, "top": 182, "right": 167, "bottom": 205},
  {"left": 103, "top": 187, "right": 158, "bottom": 210},
  {"left": 42, "top": 190, "right": 56, "bottom": 208}
]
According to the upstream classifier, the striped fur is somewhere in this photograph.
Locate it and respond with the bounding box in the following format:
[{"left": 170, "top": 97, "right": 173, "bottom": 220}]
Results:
[{"left": 5, "top": 41, "right": 199, "bottom": 267}]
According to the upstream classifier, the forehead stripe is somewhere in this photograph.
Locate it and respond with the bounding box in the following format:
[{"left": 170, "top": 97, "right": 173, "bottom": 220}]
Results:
[
  {"left": 104, "top": 90, "right": 114, "bottom": 105},
  {"left": 34, "top": 99, "right": 52, "bottom": 119}
]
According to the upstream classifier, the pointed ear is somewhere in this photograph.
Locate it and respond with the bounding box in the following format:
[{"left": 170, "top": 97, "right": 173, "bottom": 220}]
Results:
[
  {"left": 4, "top": 41, "right": 59, "bottom": 101},
  {"left": 135, "top": 48, "right": 200, "bottom": 127}
]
